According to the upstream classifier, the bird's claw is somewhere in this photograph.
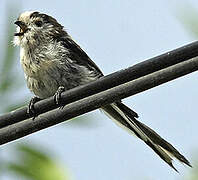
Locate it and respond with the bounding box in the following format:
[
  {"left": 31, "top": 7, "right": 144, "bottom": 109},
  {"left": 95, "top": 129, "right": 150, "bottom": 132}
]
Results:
[
  {"left": 27, "top": 96, "right": 41, "bottom": 120},
  {"left": 54, "top": 86, "right": 65, "bottom": 109}
]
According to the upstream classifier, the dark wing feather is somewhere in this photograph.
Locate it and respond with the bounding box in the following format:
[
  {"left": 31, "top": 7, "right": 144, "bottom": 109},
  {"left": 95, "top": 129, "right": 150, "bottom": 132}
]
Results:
[{"left": 57, "top": 36, "right": 104, "bottom": 77}]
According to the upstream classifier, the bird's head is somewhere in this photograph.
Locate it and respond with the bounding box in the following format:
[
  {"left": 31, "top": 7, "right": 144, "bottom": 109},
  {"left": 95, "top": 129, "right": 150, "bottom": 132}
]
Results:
[{"left": 13, "top": 11, "right": 66, "bottom": 47}]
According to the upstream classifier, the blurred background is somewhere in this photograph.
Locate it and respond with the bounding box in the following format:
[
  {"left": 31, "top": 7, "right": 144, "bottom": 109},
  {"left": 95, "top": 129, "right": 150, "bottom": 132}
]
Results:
[{"left": 0, "top": 0, "right": 198, "bottom": 179}]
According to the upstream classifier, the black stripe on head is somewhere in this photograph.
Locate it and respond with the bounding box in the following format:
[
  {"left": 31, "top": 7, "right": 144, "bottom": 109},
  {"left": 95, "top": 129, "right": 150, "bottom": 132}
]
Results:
[
  {"left": 30, "top": 11, "right": 40, "bottom": 19},
  {"left": 30, "top": 11, "right": 63, "bottom": 29},
  {"left": 30, "top": 12, "right": 50, "bottom": 23}
]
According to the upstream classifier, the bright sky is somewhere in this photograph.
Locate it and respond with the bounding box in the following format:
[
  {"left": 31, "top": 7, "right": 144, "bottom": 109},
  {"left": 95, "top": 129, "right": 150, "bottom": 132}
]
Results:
[{"left": 1, "top": 0, "right": 198, "bottom": 180}]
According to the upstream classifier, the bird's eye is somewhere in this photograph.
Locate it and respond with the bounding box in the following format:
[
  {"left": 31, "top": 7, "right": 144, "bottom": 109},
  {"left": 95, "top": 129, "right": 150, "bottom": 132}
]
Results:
[{"left": 35, "top": 20, "right": 42, "bottom": 27}]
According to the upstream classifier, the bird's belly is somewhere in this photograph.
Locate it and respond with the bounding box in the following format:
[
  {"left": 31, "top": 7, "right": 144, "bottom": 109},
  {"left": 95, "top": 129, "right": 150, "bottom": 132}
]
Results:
[{"left": 26, "top": 75, "right": 59, "bottom": 99}]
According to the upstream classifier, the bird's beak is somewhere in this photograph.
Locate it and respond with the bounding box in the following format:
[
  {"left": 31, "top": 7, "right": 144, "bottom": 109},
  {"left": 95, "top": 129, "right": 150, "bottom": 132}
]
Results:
[{"left": 14, "top": 21, "right": 28, "bottom": 36}]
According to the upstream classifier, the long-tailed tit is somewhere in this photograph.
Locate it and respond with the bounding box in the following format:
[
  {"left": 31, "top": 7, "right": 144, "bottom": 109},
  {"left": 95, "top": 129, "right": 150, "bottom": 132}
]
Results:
[{"left": 13, "top": 11, "right": 191, "bottom": 171}]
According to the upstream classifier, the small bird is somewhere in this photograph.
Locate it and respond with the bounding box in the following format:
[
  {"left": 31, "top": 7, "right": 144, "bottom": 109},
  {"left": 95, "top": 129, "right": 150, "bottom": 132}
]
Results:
[{"left": 14, "top": 11, "right": 191, "bottom": 171}]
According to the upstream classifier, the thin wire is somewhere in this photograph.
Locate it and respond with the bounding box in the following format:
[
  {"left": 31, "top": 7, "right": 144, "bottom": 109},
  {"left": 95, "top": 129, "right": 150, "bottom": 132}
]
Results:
[
  {"left": 0, "top": 56, "right": 197, "bottom": 145},
  {"left": 1, "top": 41, "right": 198, "bottom": 128}
]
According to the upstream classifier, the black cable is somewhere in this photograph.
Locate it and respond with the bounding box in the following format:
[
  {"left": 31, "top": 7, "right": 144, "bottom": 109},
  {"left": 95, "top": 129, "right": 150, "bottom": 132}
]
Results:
[
  {"left": 0, "top": 41, "right": 198, "bottom": 128},
  {"left": 0, "top": 56, "right": 197, "bottom": 145}
]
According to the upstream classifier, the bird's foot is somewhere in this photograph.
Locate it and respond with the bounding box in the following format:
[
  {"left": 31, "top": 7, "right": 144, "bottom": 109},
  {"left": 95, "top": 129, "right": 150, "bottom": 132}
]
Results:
[
  {"left": 27, "top": 96, "right": 41, "bottom": 120},
  {"left": 54, "top": 86, "right": 65, "bottom": 109}
]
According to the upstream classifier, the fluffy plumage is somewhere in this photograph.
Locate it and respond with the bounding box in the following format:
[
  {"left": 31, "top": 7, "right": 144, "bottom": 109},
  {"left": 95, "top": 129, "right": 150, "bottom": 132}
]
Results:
[{"left": 14, "top": 11, "right": 191, "bottom": 171}]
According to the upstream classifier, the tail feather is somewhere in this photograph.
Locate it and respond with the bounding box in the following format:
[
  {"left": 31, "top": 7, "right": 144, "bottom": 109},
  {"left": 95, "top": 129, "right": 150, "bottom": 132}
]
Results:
[{"left": 101, "top": 102, "right": 191, "bottom": 171}]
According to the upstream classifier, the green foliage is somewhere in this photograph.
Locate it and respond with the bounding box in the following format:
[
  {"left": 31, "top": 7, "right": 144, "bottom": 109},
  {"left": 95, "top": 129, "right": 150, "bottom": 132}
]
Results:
[
  {"left": 7, "top": 144, "right": 70, "bottom": 180},
  {"left": 176, "top": 3, "right": 198, "bottom": 38},
  {"left": 0, "top": 6, "right": 28, "bottom": 113},
  {"left": 175, "top": 4, "right": 198, "bottom": 179},
  {"left": 0, "top": 6, "right": 19, "bottom": 94},
  {"left": 0, "top": 10, "right": 16, "bottom": 93},
  {"left": 182, "top": 158, "right": 198, "bottom": 180}
]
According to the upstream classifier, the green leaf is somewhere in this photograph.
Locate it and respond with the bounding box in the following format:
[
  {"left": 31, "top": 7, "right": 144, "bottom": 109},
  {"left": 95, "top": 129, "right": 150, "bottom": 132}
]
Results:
[
  {"left": 176, "top": 3, "right": 198, "bottom": 38},
  {"left": 0, "top": 7, "right": 18, "bottom": 93},
  {"left": 7, "top": 144, "right": 71, "bottom": 180}
]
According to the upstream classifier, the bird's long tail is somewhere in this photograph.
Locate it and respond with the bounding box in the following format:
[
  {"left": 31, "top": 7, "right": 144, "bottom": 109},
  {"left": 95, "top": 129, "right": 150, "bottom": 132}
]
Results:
[{"left": 101, "top": 102, "right": 191, "bottom": 171}]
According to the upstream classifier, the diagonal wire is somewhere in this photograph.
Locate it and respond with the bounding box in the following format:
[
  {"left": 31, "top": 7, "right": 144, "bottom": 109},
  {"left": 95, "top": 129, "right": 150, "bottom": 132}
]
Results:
[
  {"left": 1, "top": 41, "right": 198, "bottom": 128},
  {"left": 0, "top": 56, "right": 197, "bottom": 145}
]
